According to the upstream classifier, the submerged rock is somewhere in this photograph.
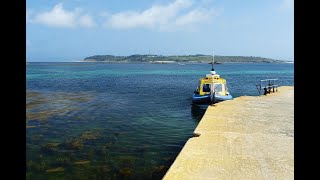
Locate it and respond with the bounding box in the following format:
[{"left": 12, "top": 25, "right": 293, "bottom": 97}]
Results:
[
  {"left": 40, "top": 142, "right": 61, "bottom": 153},
  {"left": 74, "top": 160, "right": 90, "bottom": 165},
  {"left": 26, "top": 91, "right": 93, "bottom": 125},
  {"left": 119, "top": 167, "right": 133, "bottom": 178},
  {"left": 70, "top": 140, "right": 84, "bottom": 150},
  {"left": 80, "top": 131, "right": 101, "bottom": 140},
  {"left": 46, "top": 167, "right": 64, "bottom": 173},
  {"left": 61, "top": 138, "right": 84, "bottom": 150},
  {"left": 55, "top": 155, "right": 73, "bottom": 167}
]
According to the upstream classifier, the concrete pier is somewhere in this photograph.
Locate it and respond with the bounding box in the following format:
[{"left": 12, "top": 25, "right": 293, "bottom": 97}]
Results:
[{"left": 163, "top": 86, "right": 294, "bottom": 180}]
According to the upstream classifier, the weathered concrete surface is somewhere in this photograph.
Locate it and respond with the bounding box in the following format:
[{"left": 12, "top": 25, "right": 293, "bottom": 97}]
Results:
[{"left": 163, "top": 86, "right": 294, "bottom": 180}]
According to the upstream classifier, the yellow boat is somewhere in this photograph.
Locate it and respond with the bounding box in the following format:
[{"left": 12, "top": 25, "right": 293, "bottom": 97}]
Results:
[{"left": 192, "top": 54, "right": 232, "bottom": 104}]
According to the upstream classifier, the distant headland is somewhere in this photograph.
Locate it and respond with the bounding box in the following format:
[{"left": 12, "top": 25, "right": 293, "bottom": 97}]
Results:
[{"left": 82, "top": 54, "right": 291, "bottom": 64}]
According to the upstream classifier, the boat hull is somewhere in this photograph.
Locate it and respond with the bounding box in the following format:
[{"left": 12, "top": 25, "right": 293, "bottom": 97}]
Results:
[
  {"left": 215, "top": 94, "right": 233, "bottom": 101},
  {"left": 192, "top": 94, "right": 210, "bottom": 103},
  {"left": 192, "top": 94, "right": 233, "bottom": 104}
]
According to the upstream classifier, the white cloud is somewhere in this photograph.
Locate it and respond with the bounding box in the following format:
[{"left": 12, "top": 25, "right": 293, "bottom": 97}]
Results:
[
  {"left": 175, "top": 8, "right": 215, "bottom": 26},
  {"left": 28, "top": 3, "right": 95, "bottom": 28},
  {"left": 27, "top": 1, "right": 219, "bottom": 31},
  {"left": 79, "top": 14, "right": 96, "bottom": 28},
  {"left": 105, "top": 0, "right": 218, "bottom": 30}
]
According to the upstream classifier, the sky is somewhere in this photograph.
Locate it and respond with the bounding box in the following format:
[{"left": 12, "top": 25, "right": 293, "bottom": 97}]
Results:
[{"left": 26, "top": 0, "right": 294, "bottom": 62}]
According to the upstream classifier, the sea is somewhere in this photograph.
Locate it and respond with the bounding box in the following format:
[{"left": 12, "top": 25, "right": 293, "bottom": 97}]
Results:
[{"left": 26, "top": 62, "right": 294, "bottom": 179}]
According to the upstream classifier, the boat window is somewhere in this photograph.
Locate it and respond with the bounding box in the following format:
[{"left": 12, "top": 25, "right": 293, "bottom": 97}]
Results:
[
  {"left": 202, "top": 84, "right": 211, "bottom": 92},
  {"left": 214, "top": 83, "right": 223, "bottom": 92}
]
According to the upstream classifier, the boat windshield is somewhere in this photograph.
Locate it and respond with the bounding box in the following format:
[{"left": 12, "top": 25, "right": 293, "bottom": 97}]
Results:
[
  {"left": 202, "top": 84, "right": 211, "bottom": 92},
  {"left": 214, "top": 83, "right": 223, "bottom": 92}
]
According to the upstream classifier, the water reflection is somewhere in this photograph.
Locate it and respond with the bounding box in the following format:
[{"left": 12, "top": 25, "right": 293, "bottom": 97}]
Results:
[{"left": 191, "top": 104, "right": 208, "bottom": 122}]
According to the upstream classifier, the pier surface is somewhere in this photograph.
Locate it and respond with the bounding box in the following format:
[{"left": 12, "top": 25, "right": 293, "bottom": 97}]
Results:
[{"left": 164, "top": 86, "right": 294, "bottom": 180}]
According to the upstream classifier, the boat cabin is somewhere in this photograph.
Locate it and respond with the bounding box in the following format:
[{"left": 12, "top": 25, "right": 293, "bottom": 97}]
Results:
[{"left": 197, "top": 75, "right": 229, "bottom": 96}]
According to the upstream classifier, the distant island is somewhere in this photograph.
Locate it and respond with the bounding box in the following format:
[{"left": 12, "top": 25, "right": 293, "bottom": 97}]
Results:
[{"left": 82, "top": 54, "right": 289, "bottom": 64}]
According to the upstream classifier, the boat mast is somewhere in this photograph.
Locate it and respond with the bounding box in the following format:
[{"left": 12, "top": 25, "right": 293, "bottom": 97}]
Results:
[{"left": 211, "top": 51, "right": 215, "bottom": 71}]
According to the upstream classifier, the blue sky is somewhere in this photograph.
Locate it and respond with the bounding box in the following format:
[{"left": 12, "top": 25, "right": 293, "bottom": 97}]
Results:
[{"left": 26, "top": 0, "right": 294, "bottom": 62}]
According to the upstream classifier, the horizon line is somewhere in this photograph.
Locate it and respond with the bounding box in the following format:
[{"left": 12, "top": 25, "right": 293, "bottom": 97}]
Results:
[{"left": 26, "top": 54, "right": 293, "bottom": 62}]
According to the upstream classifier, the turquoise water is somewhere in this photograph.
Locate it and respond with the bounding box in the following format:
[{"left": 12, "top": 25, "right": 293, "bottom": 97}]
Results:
[{"left": 26, "top": 62, "right": 294, "bottom": 179}]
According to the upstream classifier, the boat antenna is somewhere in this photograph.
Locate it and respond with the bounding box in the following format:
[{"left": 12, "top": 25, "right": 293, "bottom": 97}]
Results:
[{"left": 211, "top": 51, "right": 215, "bottom": 71}]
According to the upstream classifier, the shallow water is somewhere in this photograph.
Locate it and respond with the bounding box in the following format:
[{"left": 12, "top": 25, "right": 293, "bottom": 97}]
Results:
[{"left": 26, "top": 62, "right": 293, "bottom": 179}]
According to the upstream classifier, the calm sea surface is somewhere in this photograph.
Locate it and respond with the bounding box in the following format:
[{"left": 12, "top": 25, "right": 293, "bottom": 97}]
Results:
[{"left": 26, "top": 62, "right": 294, "bottom": 179}]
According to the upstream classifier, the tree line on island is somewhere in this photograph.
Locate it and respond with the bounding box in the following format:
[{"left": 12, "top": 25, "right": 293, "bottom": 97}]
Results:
[{"left": 83, "top": 54, "right": 287, "bottom": 63}]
